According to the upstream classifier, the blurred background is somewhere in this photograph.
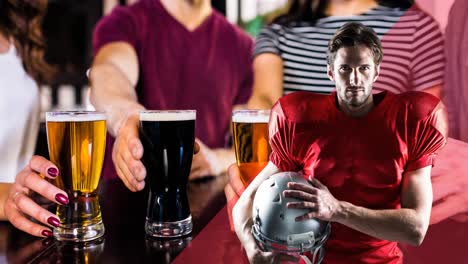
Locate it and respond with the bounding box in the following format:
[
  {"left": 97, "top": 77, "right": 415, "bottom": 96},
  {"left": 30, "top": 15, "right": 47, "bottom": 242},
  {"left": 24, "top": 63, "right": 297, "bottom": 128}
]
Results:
[
  {"left": 34, "top": 0, "right": 454, "bottom": 157},
  {"left": 37, "top": 0, "right": 452, "bottom": 114}
]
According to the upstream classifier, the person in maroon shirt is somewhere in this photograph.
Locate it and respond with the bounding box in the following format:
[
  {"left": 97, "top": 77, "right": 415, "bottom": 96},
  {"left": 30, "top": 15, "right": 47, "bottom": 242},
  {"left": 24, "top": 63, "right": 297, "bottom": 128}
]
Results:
[
  {"left": 233, "top": 22, "right": 447, "bottom": 263},
  {"left": 1, "top": 0, "right": 253, "bottom": 239},
  {"left": 88, "top": 0, "right": 254, "bottom": 191}
]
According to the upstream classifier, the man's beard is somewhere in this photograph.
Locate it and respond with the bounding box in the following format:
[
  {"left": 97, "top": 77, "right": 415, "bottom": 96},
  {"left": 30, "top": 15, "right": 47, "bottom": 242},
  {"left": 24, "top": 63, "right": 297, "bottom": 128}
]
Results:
[
  {"left": 346, "top": 92, "right": 371, "bottom": 107},
  {"left": 185, "top": 0, "right": 203, "bottom": 6}
]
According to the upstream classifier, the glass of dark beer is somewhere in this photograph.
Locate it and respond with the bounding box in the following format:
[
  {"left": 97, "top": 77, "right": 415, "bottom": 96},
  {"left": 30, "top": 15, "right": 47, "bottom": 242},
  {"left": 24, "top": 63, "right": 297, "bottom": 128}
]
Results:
[
  {"left": 232, "top": 110, "right": 271, "bottom": 186},
  {"left": 139, "top": 110, "right": 196, "bottom": 238},
  {"left": 46, "top": 111, "right": 106, "bottom": 242}
]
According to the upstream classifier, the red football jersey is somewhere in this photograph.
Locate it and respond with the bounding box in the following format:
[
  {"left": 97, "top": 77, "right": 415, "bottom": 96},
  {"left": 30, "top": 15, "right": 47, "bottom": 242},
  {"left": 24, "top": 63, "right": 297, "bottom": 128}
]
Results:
[{"left": 269, "top": 91, "right": 448, "bottom": 263}]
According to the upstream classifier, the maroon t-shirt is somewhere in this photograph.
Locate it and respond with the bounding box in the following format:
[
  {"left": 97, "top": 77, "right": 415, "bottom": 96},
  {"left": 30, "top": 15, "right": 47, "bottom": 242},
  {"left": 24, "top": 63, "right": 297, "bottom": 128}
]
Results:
[
  {"left": 269, "top": 91, "right": 448, "bottom": 263},
  {"left": 93, "top": 0, "right": 253, "bottom": 179}
]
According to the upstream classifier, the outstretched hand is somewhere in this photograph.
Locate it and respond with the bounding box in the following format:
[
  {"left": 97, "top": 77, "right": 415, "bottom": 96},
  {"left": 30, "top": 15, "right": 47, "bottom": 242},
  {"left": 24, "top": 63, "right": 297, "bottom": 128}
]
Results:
[
  {"left": 190, "top": 139, "right": 222, "bottom": 180},
  {"left": 112, "top": 114, "right": 146, "bottom": 192}
]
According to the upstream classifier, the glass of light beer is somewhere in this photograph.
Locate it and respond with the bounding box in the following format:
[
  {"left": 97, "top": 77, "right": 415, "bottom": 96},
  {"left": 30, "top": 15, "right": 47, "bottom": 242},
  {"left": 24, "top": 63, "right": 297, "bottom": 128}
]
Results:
[
  {"left": 46, "top": 111, "right": 106, "bottom": 242},
  {"left": 139, "top": 110, "right": 196, "bottom": 238},
  {"left": 232, "top": 110, "right": 271, "bottom": 186}
]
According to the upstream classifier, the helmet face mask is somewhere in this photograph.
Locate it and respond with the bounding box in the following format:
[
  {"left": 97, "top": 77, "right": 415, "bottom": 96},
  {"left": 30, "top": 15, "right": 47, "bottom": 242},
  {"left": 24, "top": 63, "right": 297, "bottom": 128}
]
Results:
[{"left": 252, "top": 172, "right": 331, "bottom": 262}]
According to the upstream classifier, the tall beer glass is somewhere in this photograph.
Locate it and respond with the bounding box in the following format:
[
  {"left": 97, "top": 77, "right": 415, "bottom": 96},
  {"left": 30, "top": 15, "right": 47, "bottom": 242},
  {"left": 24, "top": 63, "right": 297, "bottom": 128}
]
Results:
[
  {"left": 140, "top": 110, "right": 196, "bottom": 238},
  {"left": 232, "top": 110, "right": 271, "bottom": 185},
  {"left": 46, "top": 111, "right": 106, "bottom": 242}
]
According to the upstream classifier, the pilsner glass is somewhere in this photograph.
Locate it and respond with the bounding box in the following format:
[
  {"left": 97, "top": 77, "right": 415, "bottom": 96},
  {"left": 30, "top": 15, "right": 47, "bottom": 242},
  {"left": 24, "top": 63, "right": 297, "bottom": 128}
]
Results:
[
  {"left": 46, "top": 111, "right": 106, "bottom": 242},
  {"left": 139, "top": 110, "right": 196, "bottom": 238},
  {"left": 232, "top": 110, "right": 271, "bottom": 185}
]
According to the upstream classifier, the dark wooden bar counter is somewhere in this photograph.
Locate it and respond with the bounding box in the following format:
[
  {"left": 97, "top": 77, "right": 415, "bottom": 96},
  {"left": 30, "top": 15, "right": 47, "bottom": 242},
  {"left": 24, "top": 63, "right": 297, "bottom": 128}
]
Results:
[
  {"left": 0, "top": 174, "right": 229, "bottom": 264},
  {"left": 2, "top": 164, "right": 468, "bottom": 263}
]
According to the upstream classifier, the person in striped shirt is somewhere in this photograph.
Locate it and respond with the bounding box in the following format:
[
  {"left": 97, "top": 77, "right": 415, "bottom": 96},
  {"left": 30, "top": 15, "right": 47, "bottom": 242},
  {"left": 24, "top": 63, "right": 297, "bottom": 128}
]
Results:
[{"left": 247, "top": 0, "right": 444, "bottom": 109}]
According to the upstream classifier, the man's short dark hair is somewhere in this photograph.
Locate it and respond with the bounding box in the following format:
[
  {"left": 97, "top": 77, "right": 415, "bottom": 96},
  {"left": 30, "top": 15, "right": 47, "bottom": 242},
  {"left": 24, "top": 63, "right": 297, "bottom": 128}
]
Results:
[{"left": 327, "top": 22, "right": 383, "bottom": 67}]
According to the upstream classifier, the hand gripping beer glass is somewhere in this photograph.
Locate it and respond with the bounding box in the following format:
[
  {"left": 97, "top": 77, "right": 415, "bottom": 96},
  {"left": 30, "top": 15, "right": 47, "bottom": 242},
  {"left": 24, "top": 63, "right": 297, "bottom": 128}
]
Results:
[
  {"left": 46, "top": 111, "right": 106, "bottom": 242},
  {"left": 139, "top": 110, "right": 196, "bottom": 238},
  {"left": 232, "top": 110, "right": 271, "bottom": 185}
]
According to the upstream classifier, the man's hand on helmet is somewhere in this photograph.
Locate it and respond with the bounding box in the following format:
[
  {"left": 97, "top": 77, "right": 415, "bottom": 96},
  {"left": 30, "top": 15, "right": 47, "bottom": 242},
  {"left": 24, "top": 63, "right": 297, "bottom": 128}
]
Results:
[
  {"left": 245, "top": 239, "right": 300, "bottom": 264},
  {"left": 283, "top": 176, "right": 342, "bottom": 222}
]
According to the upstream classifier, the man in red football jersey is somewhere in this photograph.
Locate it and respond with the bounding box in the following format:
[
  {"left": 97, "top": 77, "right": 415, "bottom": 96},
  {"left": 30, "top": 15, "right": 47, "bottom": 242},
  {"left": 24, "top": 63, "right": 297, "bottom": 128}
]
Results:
[{"left": 233, "top": 22, "right": 448, "bottom": 264}]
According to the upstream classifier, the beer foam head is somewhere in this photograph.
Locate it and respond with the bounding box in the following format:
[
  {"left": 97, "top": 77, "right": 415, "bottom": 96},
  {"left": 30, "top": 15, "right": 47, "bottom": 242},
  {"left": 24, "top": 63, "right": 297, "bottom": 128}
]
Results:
[
  {"left": 140, "top": 110, "right": 196, "bottom": 121},
  {"left": 232, "top": 110, "right": 270, "bottom": 123},
  {"left": 46, "top": 111, "right": 106, "bottom": 122}
]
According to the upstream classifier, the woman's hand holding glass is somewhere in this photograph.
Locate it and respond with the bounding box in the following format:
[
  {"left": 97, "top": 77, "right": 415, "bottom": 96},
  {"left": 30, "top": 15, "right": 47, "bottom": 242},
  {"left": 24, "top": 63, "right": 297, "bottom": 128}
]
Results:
[{"left": 4, "top": 156, "right": 68, "bottom": 237}]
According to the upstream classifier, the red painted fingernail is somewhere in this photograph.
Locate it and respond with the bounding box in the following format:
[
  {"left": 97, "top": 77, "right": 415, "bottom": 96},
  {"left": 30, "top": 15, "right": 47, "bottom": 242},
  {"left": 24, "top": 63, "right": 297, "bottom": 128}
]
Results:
[
  {"left": 55, "top": 193, "right": 69, "bottom": 205},
  {"left": 47, "top": 167, "right": 58, "bottom": 177},
  {"left": 47, "top": 216, "right": 60, "bottom": 228},
  {"left": 41, "top": 230, "right": 53, "bottom": 237}
]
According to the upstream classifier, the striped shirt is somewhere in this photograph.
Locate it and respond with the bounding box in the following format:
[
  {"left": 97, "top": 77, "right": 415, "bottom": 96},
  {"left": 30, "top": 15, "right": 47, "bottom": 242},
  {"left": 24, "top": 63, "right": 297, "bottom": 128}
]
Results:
[{"left": 254, "top": 5, "right": 444, "bottom": 95}]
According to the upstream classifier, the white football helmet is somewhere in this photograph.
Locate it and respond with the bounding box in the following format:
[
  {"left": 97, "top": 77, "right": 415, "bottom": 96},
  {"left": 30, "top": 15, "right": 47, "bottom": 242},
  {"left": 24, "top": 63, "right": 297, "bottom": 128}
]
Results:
[{"left": 252, "top": 171, "right": 331, "bottom": 264}]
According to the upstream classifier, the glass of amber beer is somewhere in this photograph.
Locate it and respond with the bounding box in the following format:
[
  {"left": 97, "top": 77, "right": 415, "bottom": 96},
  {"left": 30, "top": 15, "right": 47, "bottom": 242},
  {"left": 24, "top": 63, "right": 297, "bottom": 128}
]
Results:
[
  {"left": 139, "top": 110, "right": 196, "bottom": 238},
  {"left": 232, "top": 110, "right": 271, "bottom": 186},
  {"left": 46, "top": 111, "right": 106, "bottom": 242}
]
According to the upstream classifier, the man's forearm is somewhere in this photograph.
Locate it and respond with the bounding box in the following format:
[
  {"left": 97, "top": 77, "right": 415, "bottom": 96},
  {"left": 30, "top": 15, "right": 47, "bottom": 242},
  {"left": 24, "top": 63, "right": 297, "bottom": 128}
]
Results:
[
  {"left": 212, "top": 148, "right": 236, "bottom": 176},
  {"left": 233, "top": 194, "right": 255, "bottom": 245},
  {"left": 89, "top": 63, "right": 144, "bottom": 136},
  {"left": 335, "top": 201, "right": 428, "bottom": 246},
  {"left": 233, "top": 162, "right": 279, "bottom": 246}
]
